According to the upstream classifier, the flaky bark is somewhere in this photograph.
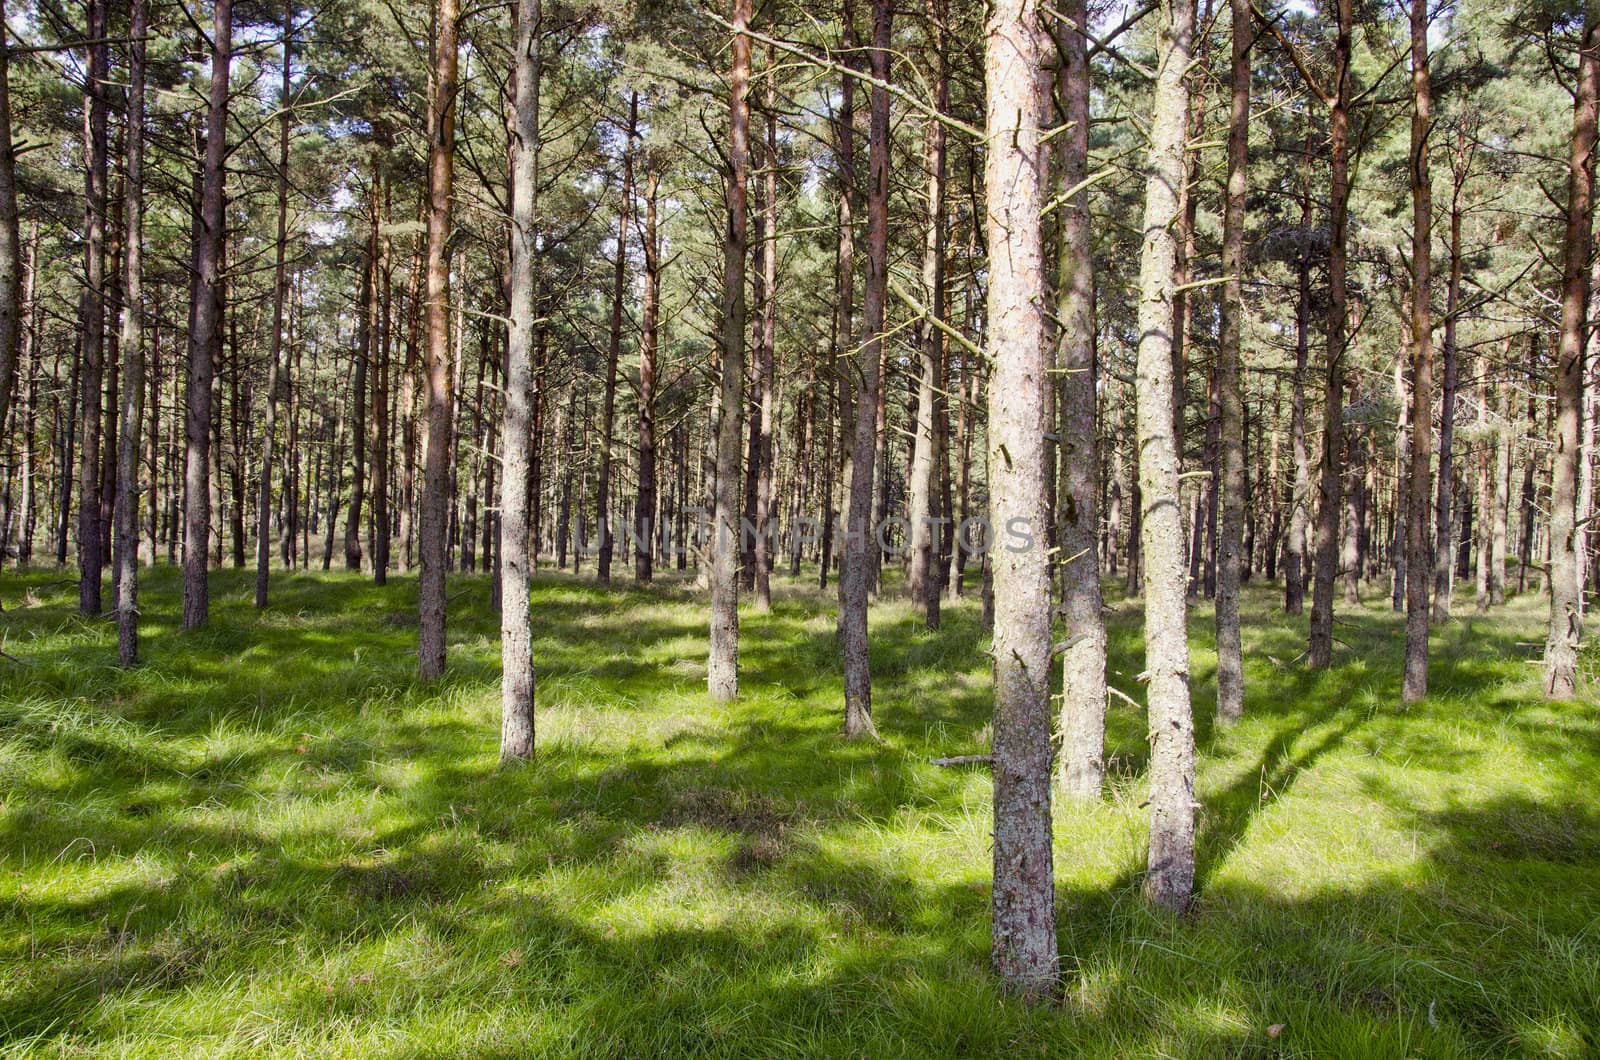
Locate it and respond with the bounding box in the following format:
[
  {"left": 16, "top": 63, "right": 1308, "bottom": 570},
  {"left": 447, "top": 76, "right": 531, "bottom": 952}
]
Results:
[
  {"left": 1402, "top": 0, "right": 1433, "bottom": 703},
  {"left": 80, "top": 0, "right": 109, "bottom": 617},
  {"left": 1135, "top": 0, "right": 1196, "bottom": 915},
  {"left": 708, "top": 0, "right": 751, "bottom": 701},
  {"left": 418, "top": 0, "right": 459, "bottom": 680},
  {"left": 1545, "top": 7, "right": 1599, "bottom": 698},
  {"left": 1308, "top": 0, "right": 1352, "bottom": 669},
  {"left": 597, "top": 93, "right": 636, "bottom": 585},
  {"left": 1053, "top": 0, "right": 1105, "bottom": 795},
  {"left": 905, "top": 0, "right": 948, "bottom": 629},
  {"left": 184, "top": 0, "right": 231, "bottom": 631},
  {"left": 1214, "top": 0, "right": 1249, "bottom": 723},
  {"left": 500, "top": 0, "right": 540, "bottom": 761},
  {"left": 636, "top": 163, "right": 660, "bottom": 584},
  {"left": 256, "top": 9, "right": 292, "bottom": 609},
  {"left": 839, "top": 0, "right": 891, "bottom": 738},
  {"left": 113, "top": 0, "right": 146, "bottom": 665},
  {"left": 984, "top": 0, "right": 1058, "bottom": 995}
]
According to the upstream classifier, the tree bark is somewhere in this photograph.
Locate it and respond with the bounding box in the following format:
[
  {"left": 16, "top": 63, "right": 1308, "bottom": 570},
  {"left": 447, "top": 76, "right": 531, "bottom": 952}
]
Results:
[
  {"left": 1544, "top": 7, "right": 1599, "bottom": 697},
  {"left": 184, "top": 0, "right": 231, "bottom": 630},
  {"left": 636, "top": 162, "right": 660, "bottom": 584},
  {"left": 1402, "top": 0, "right": 1434, "bottom": 703},
  {"left": 1053, "top": 0, "right": 1106, "bottom": 794},
  {"left": 500, "top": 0, "right": 540, "bottom": 761},
  {"left": 114, "top": 0, "right": 146, "bottom": 664},
  {"left": 1214, "top": 0, "right": 1249, "bottom": 722},
  {"left": 256, "top": 8, "right": 292, "bottom": 608},
  {"left": 984, "top": 0, "right": 1058, "bottom": 995},
  {"left": 1308, "top": 0, "right": 1352, "bottom": 669},
  {"left": 79, "top": 0, "right": 109, "bottom": 616},
  {"left": 708, "top": 0, "right": 751, "bottom": 701},
  {"left": 906, "top": 0, "right": 948, "bottom": 628},
  {"left": 598, "top": 92, "right": 637, "bottom": 584},
  {"left": 418, "top": 0, "right": 459, "bottom": 680},
  {"left": 839, "top": 0, "right": 891, "bottom": 738},
  {"left": 1135, "top": 0, "right": 1196, "bottom": 916}
]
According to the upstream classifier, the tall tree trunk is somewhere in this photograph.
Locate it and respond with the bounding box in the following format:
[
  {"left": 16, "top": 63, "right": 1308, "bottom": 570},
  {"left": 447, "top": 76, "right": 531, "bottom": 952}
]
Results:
[
  {"left": 372, "top": 179, "right": 392, "bottom": 584},
  {"left": 823, "top": 0, "right": 858, "bottom": 595},
  {"left": 256, "top": 8, "right": 292, "bottom": 608},
  {"left": 347, "top": 191, "right": 377, "bottom": 572},
  {"left": 114, "top": 0, "right": 146, "bottom": 664},
  {"left": 1544, "top": 7, "right": 1600, "bottom": 697},
  {"left": 1214, "top": 0, "right": 1249, "bottom": 723},
  {"left": 636, "top": 163, "right": 660, "bottom": 584},
  {"left": 1308, "top": 0, "right": 1353, "bottom": 668},
  {"left": 0, "top": 0, "right": 21, "bottom": 534},
  {"left": 753, "top": 57, "right": 777, "bottom": 612},
  {"left": 1284, "top": 133, "right": 1313, "bottom": 615},
  {"left": 184, "top": 0, "right": 231, "bottom": 630},
  {"left": 598, "top": 93, "right": 636, "bottom": 584},
  {"left": 418, "top": 0, "right": 459, "bottom": 680},
  {"left": 1433, "top": 135, "right": 1466, "bottom": 621},
  {"left": 1053, "top": 0, "right": 1106, "bottom": 794},
  {"left": 906, "top": 0, "right": 948, "bottom": 628},
  {"left": 708, "top": 0, "right": 751, "bottom": 701},
  {"left": 984, "top": 0, "right": 1057, "bottom": 995},
  {"left": 839, "top": 0, "right": 891, "bottom": 738},
  {"left": 1402, "top": 0, "right": 1434, "bottom": 702},
  {"left": 79, "top": 0, "right": 109, "bottom": 616},
  {"left": 1135, "top": 0, "right": 1196, "bottom": 915},
  {"left": 500, "top": 0, "right": 539, "bottom": 761}
]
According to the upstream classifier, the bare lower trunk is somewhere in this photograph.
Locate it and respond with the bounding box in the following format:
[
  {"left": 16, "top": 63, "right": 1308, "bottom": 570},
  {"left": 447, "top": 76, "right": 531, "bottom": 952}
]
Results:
[
  {"left": 1135, "top": 0, "right": 1196, "bottom": 916},
  {"left": 906, "top": 4, "right": 947, "bottom": 629},
  {"left": 1402, "top": 0, "right": 1434, "bottom": 703},
  {"left": 256, "top": 10, "right": 292, "bottom": 609},
  {"left": 839, "top": 0, "right": 891, "bottom": 738},
  {"left": 114, "top": 0, "right": 146, "bottom": 664},
  {"left": 184, "top": 0, "right": 231, "bottom": 631},
  {"left": 79, "top": 0, "right": 109, "bottom": 617},
  {"left": 1308, "top": 0, "right": 1352, "bottom": 669},
  {"left": 1545, "top": 9, "right": 1599, "bottom": 698},
  {"left": 418, "top": 0, "right": 459, "bottom": 680},
  {"left": 1053, "top": 0, "right": 1105, "bottom": 794},
  {"left": 500, "top": 0, "right": 540, "bottom": 761},
  {"left": 1214, "top": 0, "right": 1249, "bottom": 723},
  {"left": 708, "top": 0, "right": 751, "bottom": 701},
  {"left": 984, "top": 0, "right": 1057, "bottom": 995},
  {"left": 636, "top": 165, "right": 659, "bottom": 584}
]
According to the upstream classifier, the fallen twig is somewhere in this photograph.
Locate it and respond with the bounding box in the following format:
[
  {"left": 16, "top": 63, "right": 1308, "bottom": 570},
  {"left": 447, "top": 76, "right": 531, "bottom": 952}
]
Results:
[{"left": 930, "top": 754, "right": 993, "bottom": 768}]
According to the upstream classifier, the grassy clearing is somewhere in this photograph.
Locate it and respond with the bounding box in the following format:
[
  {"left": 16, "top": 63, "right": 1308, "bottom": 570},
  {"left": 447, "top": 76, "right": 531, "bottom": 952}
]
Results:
[{"left": 0, "top": 563, "right": 1596, "bottom": 1057}]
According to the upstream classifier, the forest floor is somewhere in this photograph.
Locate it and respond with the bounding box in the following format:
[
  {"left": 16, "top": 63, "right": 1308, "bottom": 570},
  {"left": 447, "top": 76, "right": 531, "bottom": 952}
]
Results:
[{"left": 0, "top": 564, "right": 1596, "bottom": 1057}]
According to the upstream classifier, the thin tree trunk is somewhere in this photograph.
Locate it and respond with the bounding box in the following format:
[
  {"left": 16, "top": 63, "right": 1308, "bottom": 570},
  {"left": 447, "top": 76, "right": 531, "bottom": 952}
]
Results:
[
  {"left": 1214, "top": 0, "right": 1249, "bottom": 722},
  {"left": 598, "top": 93, "right": 636, "bottom": 584},
  {"left": 1402, "top": 0, "right": 1434, "bottom": 703},
  {"left": 839, "top": 0, "right": 891, "bottom": 738},
  {"left": 1544, "top": 6, "right": 1599, "bottom": 697},
  {"left": 1308, "top": 0, "right": 1353, "bottom": 668},
  {"left": 984, "top": 0, "right": 1057, "bottom": 995},
  {"left": 1134, "top": 0, "right": 1196, "bottom": 915},
  {"left": 418, "top": 0, "right": 459, "bottom": 680},
  {"left": 184, "top": 0, "right": 231, "bottom": 630},
  {"left": 906, "top": 0, "right": 948, "bottom": 628},
  {"left": 500, "top": 0, "right": 539, "bottom": 760},
  {"left": 636, "top": 163, "right": 660, "bottom": 584},
  {"left": 753, "top": 58, "right": 777, "bottom": 612},
  {"left": 79, "top": 0, "right": 109, "bottom": 616},
  {"left": 1433, "top": 133, "right": 1466, "bottom": 621},
  {"left": 1053, "top": 0, "right": 1106, "bottom": 793},
  {"left": 256, "top": 9, "right": 292, "bottom": 608},
  {"left": 708, "top": 0, "right": 751, "bottom": 701},
  {"left": 113, "top": 0, "right": 146, "bottom": 664}
]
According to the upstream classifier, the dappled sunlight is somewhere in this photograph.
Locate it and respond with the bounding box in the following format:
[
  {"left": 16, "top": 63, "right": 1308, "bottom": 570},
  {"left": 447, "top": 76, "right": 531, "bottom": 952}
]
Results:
[{"left": 0, "top": 566, "right": 1595, "bottom": 1054}]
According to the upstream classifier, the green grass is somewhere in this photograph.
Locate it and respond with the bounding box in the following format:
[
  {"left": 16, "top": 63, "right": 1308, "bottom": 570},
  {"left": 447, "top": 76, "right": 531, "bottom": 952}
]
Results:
[{"left": 0, "top": 562, "right": 1596, "bottom": 1057}]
